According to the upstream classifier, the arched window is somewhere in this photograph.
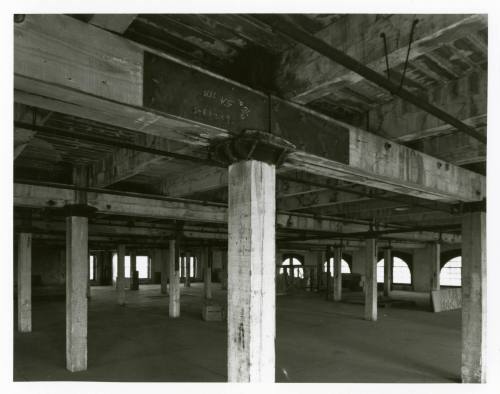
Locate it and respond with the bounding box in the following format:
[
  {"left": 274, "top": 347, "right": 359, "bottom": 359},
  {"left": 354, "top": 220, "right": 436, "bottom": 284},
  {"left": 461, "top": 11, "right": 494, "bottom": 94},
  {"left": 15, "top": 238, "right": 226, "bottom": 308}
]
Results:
[
  {"left": 323, "top": 257, "right": 351, "bottom": 276},
  {"left": 280, "top": 257, "right": 303, "bottom": 278},
  {"left": 440, "top": 256, "right": 461, "bottom": 286},
  {"left": 377, "top": 257, "right": 411, "bottom": 284}
]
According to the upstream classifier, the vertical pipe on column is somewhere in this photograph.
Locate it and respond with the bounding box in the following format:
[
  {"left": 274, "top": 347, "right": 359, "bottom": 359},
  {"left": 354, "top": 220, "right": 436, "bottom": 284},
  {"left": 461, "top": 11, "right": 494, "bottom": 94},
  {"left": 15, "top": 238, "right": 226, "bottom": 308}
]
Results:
[
  {"left": 227, "top": 160, "right": 275, "bottom": 382},
  {"left": 383, "top": 248, "right": 392, "bottom": 297},
  {"left": 17, "top": 233, "right": 32, "bottom": 332},
  {"left": 461, "top": 211, "right": 486, "bottom": 383},
  {"left": 333, "top": 247, "right": 342, "bottom": 301},
  {"left": 364, "top": 238, "right": 377, "bottom": 321},
  {"left": 116, "top": 244, "right": 125, "bottom": 305},
  {"left": 169, "top": 239, "right": 180, "bottom": 318}
]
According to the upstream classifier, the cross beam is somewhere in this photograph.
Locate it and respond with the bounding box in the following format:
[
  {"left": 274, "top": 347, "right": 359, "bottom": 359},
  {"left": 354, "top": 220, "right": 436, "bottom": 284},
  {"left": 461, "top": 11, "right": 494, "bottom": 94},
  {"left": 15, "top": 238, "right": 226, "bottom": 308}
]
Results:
[{"left": 14, "top": 15, "right": 485, "bottom": 202}]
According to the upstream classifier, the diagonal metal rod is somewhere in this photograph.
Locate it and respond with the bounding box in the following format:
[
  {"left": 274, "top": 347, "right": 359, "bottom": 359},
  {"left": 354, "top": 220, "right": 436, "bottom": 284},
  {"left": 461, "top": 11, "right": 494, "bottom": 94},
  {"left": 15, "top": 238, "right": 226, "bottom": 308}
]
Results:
[{"left": 264, "top": 16, "right": 486, "bottom": 145}]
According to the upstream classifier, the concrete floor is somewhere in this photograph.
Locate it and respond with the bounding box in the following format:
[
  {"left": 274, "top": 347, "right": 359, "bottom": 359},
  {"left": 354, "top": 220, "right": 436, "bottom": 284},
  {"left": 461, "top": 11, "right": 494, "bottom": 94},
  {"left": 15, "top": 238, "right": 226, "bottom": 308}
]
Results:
[{"left": 14, "top": 283, "right": 461, "bottom": 382}]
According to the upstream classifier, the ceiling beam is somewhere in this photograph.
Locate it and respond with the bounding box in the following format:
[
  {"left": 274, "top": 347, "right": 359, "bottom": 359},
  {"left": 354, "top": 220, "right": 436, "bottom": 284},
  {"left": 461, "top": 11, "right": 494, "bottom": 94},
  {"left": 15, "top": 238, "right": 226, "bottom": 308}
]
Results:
[
  {"left": 275, "top": 14, "right": 486, "bottom": 105},
  {"left": 365, "top": 69, "right": 487, "bottom": 142},
  {"left": 14, "top": 14, "right": 485, "bottom": 202},
  {"left": 161, "top": 166, "right": 227, "bottom": 197},
  {"left": 14, "top": 182, "right": 459, "bottom": 243},
  {"left": 266, "top": 15, "right": 485, "bottom": 145},
  {"left": 89, "top": 14, "right": 137, "bottom": 34},
  {"left": 88, "top": 134, "right": 192, "bottom": 188}
]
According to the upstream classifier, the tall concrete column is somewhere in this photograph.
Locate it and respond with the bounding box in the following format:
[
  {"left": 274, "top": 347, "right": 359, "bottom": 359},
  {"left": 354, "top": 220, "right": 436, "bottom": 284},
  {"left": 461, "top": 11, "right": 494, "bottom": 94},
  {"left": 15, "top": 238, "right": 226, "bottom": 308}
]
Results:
[
  {"left": 228, "top": 160, "right": 276, "bottom": 382},
  {"left": 333, "top": 247, "right": 342, "bottom": 301},
  {"left": 130, "top": 251, "right": 138, "bottom": 290},
  {"left": 383, "top": 248, "right": 392, "bottom": 296},
  {"left": 17, "top": 232, "right": 32, "bottom": 332},
  {"left": 461, "top": 210, "right": 486, "bottom": 383},
  {"left": 430, "top": 242, "right": 441, "bottom": 291},
  {"left": 65, "top": 213, "right": 89, "bottom": 372},
  {"left": 185, "top": 251, "right": 191, "bottom": 287},
  {"left": 116, "top": 244, "right": 126, "bottom": 305},
  {"left": 204, "top": 246, "right": 212, "bottom": 300},
  {"left": 364, "top": 238, "right": 377, "bottom": 321},
  {"left": 169, "top": 239, "right": 180, "bottom": 318}
]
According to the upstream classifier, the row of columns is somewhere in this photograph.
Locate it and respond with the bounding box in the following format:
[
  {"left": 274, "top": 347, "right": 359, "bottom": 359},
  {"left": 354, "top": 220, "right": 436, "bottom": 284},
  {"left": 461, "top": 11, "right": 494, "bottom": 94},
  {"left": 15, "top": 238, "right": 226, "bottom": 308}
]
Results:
[{"left": 14, "top": 159, "right": 486, "bottom": 383}]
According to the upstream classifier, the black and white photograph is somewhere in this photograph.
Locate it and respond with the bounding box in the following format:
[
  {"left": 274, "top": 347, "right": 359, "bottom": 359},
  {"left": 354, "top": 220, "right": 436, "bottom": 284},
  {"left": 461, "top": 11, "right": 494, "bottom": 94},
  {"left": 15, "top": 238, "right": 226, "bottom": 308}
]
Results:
[{"left": 3, "top": 0, "right": 500, "bottom": 392}]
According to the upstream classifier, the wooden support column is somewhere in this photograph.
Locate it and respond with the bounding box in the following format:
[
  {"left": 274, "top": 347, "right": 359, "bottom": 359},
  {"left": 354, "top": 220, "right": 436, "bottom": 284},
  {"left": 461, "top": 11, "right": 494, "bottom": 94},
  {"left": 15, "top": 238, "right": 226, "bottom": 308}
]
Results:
[
  {"left": 116, "top": 244, "right": 126, "bottom": 305},
  {"left": 204, "top": 246, "right": 212, "bottom": 300},
  {"left": 383, "top": 248, "right": 392, "bottom": 296},
  {"left": 169, "top": 239, "right": 180, "bottom": 318},
  {"left": 461, "top": 210, "right": 486, "bottom": 383},
  {"left": 364, "top": 238, "right": 377, "bottom": 321},
  {"left": 185, "top": 251, "right": 191, "bottom": 287},
  {"left": 65, "top": 165, "right": 91, "bottom": 372},
  {"left": 17, "top": 232, "right": 32, "bottom": 332},
  {"left": 430, "top": 242, "right": 441, "bottom": 292},
  {"left": 333, "top": 246, "right": 342, "bottom": 301},
  {"left": 65, "top": 213, "right": 89, "bottom": 372},
  {"left": 227, "top": 160, "right": 276, "bottom": 382}
]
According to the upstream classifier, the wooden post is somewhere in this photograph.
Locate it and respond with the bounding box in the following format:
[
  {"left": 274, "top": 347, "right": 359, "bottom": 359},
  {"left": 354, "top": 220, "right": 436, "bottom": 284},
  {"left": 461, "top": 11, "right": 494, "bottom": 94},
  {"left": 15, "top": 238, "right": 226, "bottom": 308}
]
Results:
[
  {"left": 116, "top": 244, "right": 125, "bottom": 305},
  {"left": 17, "top": 233, "right": 32, "bottom": 332},
  {"left": 204, "top": 246, "right": 212, "bottom": 300},
  {"left": 185, "top": 251, "right": 191, "bottom": 287},
  {"left": 364, "top": 239, "right": 377, "bottom": 321},
  {"left": 430, "top": 242, "right": 441, "bottom": 292},
  {"left": 461, "top": 211, "right": 486, "bottom": 383},
  {"left": 169, "top": 239, "right": 180, "bottom": 318},
  {"left": 333, "top": 247, "right": 342, "bottom": 301},
  {"left": 227, "top": 160, "right": 275, "bottom": 382},
  {"left": 383, "top": 248, "right": 392, "bottom": 296},
  {"left": 66, "top": 214, "right": 88, "bottom": 372}
]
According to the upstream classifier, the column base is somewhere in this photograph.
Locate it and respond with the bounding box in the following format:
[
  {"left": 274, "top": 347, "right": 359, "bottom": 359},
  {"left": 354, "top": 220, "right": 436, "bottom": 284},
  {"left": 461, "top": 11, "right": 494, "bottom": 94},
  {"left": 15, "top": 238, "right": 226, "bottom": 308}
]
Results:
[{"left": 201, "top": 301, "right": 224, "bottom": 321}]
